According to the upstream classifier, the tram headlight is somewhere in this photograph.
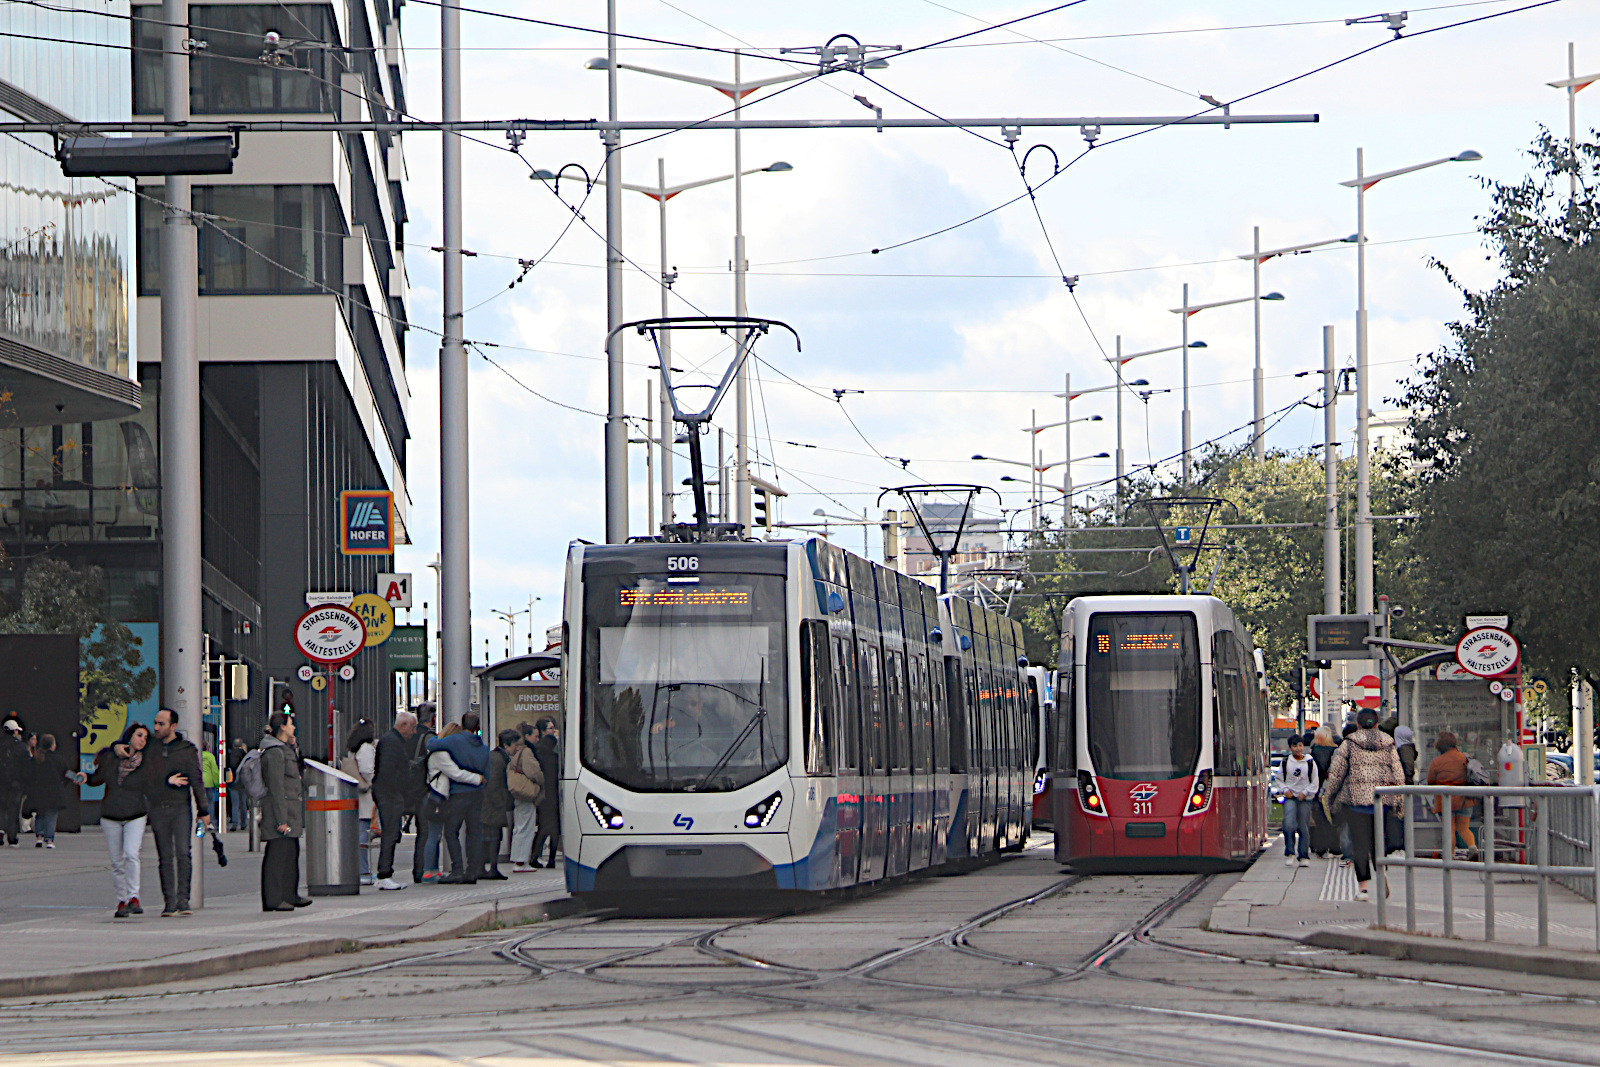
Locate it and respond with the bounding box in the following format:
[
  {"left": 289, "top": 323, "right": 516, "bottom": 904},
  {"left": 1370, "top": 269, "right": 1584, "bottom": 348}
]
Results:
[
  {"left": 1077, "top": 771, "right": 1106, "bottom": 817},
  {"left": 744, "top": 791, "right": 783, "bottom": 828},
  {"left": 585, "top": 794, "right": 626, "bottom": 830},
  {"left": 1185, "top": 769, "right": 1214, "bottom": 815}
]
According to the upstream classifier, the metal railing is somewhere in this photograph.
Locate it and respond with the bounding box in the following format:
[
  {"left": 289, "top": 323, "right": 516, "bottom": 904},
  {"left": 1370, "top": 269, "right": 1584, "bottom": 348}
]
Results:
[{"left": 1374, "top": 785, "right": 1600, "bottom": 951}]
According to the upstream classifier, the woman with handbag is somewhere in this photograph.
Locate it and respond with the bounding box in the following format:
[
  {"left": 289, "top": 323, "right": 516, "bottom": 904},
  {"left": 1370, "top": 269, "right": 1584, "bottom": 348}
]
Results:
[
  {"left": 86, "top": 723, "right": 150, "bottom": 918},
  {"left": 1321, "top": 708, "right": 1406, "bottom": 902}
]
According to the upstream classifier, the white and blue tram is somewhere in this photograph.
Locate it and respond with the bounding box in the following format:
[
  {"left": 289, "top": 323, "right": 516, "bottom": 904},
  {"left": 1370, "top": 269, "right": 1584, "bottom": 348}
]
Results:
[{"left": 560, "top": 538, "right": 1034, "bottom": 899}]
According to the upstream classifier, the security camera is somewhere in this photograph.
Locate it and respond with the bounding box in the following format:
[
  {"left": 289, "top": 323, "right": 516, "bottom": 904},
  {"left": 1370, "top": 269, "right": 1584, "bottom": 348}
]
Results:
[{"left": 1390, "top": 605, "right": 1406, "bottom": 618}]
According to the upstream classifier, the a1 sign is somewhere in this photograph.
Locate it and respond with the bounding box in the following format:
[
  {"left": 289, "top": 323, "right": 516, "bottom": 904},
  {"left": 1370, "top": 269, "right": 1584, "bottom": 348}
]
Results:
[
  {"left": 1456, "top": 626, "right": 1520, "bottom": 678},
  {"left": 377, "top": 572, "right": 412, "bottom": 609}
]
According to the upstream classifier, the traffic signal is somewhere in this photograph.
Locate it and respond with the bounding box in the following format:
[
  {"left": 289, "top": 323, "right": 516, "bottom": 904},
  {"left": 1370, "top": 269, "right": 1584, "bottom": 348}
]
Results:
[
  {"left": 1287, "top": 671, "right": 1303, "bottom": 699},
  {"left": 278, "top": 686, "right": 294, "bottom": 717},
  {"left": 753, "top": 487, "right": 770, "bottom": 530}
]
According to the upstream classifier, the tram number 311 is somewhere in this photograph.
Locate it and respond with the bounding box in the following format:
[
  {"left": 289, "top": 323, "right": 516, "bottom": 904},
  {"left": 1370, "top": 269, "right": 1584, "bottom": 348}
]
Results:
[
  {"left": 666, "top": 557, "right": 699, "bottom": 572},
  {"left": 1132, "top": 801, "right": 1154, "bottom": 815}
]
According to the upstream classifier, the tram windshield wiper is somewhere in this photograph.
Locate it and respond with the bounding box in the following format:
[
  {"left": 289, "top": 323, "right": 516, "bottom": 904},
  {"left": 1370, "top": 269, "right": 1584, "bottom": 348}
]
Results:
[{"left": 691, "top": 657, "right": 768, "bottom": 792}]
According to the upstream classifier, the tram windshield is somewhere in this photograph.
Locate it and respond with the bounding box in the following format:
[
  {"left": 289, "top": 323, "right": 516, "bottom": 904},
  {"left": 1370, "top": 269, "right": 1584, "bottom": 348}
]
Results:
[
  {"left": 1085, "top": 612, "right": 1201, "bottom": 780},
  {"left": 581, "top": 573, "right": 788, "bottom": 792}
]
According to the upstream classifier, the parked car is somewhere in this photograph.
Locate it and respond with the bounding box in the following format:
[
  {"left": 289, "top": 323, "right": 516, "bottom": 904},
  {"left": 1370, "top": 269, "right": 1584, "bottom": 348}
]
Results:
[{"left": 1543, "top": 752, "right": 1600, "bottom": 781}]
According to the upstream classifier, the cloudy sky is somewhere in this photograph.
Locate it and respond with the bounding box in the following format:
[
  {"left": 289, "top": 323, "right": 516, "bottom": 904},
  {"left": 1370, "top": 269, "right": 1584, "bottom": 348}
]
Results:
[{"left": 387, "top": 0, "right": 1595, "bottom": 662}]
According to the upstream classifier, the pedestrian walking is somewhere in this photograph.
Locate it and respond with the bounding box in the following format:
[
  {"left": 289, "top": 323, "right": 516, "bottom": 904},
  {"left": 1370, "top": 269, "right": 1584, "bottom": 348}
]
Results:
[
  {"left": 371, "top": 711, "right": 418, "bottom": 891},
  {"left": 427, "top": 713, "right": 489, "bottom": 884},
  {"left": 141, "top": 709, "right": 212, "bottom": 917},
  {"left": 340, "top": 721, "right": 377, "bottom": 886},
  {"left": 1308, "top": 725, "right": 1340, "bottom": 856},
  {"left": 259, "top": 712, "right": 310, "bottom": 912},
  {"left": 479, "top": 730, "right": 518, "bottom": 880},
  {"left": 87, "top": 722, "right": 151, "bottom": 918},
  {"left": 1280, "top": 733, "right": 1319, "bottom": 867},
  {"left": 1426, "top": 730, "right": 1479, "bottom": 858},
  {"left": 200, "top": 735, "right": 222, "bottom": 832},
  {"left": 422, "top": 722, "right": 481, "bottom": 881},
  {"left": 507, "top": 729, "right": 544, "bottom": 872},
  {"left": 25, "top": 734, "right": 83, "bottom": 847},
  {"left": 530, "top": 718, "right": 561, "bottom": 868},
  {"left": 226, "top": 738, "right": 249, "bottom": 830},
  {"left": 1393, "top": 726, "right": 1419, "bottom": 785},
  {"left": 0, "top": 719, "right": 29, "bottom": 846},
  {"left": 1321, "top": 708, "right": 1406, "bottom": 902}
]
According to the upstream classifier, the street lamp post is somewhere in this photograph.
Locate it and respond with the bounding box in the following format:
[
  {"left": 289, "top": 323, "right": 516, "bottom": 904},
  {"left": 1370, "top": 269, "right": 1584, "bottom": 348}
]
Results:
[
  {"left": 1339, "top": 146, "right": 1480, "bottom": 614},
  {"left": 1169, "top": 288, "right": 1284, "bottom": 485},
  {"left": 554, "top": 159, "right": 793, "bottom": 531},
  {"left": 1024, "top": 387, "right": 1102, "bottom": 527},
  {"left": 1548, "top": 45, "right": 1598, "bottom": 208},
  {"left": 592, "top": 55, "right": 822, "bottom": 533},
  {"left": 1052, "top": 376, "right": 1145, "bottom": 520},
  {"left": 1236, "top": 233, "right": 1356, "bottom": 460}
]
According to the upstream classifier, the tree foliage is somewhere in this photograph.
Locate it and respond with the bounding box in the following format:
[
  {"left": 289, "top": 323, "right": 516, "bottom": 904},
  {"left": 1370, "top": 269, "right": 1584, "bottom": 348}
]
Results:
[
  {"left": 0, "top": 559, "right": 156, "bottom": 722},
  {"left": 1403, "top": 130, "right": 1600, "bottom": 679}
]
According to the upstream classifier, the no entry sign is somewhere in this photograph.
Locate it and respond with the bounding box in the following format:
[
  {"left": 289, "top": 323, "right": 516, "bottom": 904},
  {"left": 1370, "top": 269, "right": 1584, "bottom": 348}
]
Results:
[{"left": 295, "top": 605, "right": 366, "bottom": 663}]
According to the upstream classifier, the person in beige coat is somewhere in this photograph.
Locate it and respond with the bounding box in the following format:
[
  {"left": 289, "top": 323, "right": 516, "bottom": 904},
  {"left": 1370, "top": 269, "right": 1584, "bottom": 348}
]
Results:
[
  {"left": 259, "top": 713, "right": 309, "bottom": 912},
  {"left": 1322, "top": 708, "right": 1406, "bottom": 902},
  {"left": 507, "top": 732, "right": 545, "bottom": 872}
]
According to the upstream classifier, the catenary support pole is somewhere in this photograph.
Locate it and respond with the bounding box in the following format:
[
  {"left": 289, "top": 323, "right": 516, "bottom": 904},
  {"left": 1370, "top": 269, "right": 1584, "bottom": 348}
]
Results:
[
  {"left": 1114, "top": 336, "right": 1125, "bottom": 523},
  {"left": 657, "top": 158, "right": 673, "bottom": 529},
  {"left": 1323, "top": 325, "right": 1340, "bottom": 615},
  {"left": 1180, "top": 283, "right": 1191, "bottom": 487},
  {"left": 602, "top": 0, "right": 626, "bottom": 542},
  {"left": 1354, "top": 147, "right": 1373, "bottom": 616},
  {"left": 1252, "top": 226, "right": 1265, "bottom": 460},
  {"left": 1569, "top": 43, "right": 1579, "bottom": 207},
  {"left": 161, "top": 0, "right": 204, "bottom": 908},
  {"left": 1063, "top": 381, "right": 1072, "bottom": 527},
  {"left": 439, "top": 0, "right": 471, "bottom": 724},
  {"left": 733, "top": 51, "right": 751, "bottom": 534}
]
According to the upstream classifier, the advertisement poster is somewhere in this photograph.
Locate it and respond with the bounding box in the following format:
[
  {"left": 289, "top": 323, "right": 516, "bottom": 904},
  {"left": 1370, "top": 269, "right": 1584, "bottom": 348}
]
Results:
[{"left": 79, "top": 622, "right": 160, "bottom": 801}]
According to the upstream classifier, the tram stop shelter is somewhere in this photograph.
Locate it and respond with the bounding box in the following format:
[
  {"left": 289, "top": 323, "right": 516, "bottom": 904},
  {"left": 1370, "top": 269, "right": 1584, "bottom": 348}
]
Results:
[{"left": 476, "top": 653, "right": 561, "bottom": 741}]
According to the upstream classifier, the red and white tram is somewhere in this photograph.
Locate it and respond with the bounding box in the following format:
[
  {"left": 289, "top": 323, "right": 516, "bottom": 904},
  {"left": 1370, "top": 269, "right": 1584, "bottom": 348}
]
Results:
[{"left": 1052, "top": 594, "right": 1269, "bottom": 871}]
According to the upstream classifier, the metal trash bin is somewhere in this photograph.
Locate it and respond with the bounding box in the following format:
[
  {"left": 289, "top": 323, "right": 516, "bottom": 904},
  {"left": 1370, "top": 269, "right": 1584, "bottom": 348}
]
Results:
[{"left": 303, "top": 759, "right": 361, "bottom": 896}]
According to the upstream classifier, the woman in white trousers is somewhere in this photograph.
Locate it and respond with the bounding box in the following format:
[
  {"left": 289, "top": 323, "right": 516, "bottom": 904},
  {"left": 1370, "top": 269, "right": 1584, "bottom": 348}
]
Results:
[{"left": 86, "top": 723, "right": 152, "bottom": 918}]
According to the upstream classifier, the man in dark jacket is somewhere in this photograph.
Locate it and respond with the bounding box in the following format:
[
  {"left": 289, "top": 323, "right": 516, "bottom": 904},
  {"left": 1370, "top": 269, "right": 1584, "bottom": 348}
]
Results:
[
  {"left": 479, "top": 730, "right": 518, "bottom": 880},
  {"left": 426, "top": 712, "right": 489, "bottom": 884},
  {"left": 371, "top": 711, "right": 418, "bottom": 891},
  {"left": 0, "top": 719, "right": 28, "bottom": 846},
  {"left": 143, "top": 709, "right": 212, "bottom": 916},
  {"left": 530, "top": 717, "right": 561, "bottom": 868}
]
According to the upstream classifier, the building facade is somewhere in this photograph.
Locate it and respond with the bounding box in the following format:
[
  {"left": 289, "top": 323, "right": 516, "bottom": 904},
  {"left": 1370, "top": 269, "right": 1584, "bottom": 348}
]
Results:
[{"left": 0, "top": 0, "right": 411, "bottom": 765}]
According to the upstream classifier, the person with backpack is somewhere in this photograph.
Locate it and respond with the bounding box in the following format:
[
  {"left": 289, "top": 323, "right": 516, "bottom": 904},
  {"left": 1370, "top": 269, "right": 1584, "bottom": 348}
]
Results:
[
  {"left": 1279, "top": 732, "right": 1320, "bottom": 867},
  {"left": 507, "top": 727, "right": 544, "bottom": 872},
  {"left": 1322, "top": 708, "right": 1406, "bottom": 901},
  {"left": 86, "top": 722, "right": 150, "bottom": 918},
  {"left": 371, "top": 712, "right": 418, "bottom": 891},
  {"left": 1427, "top": 730, "right": 1480, "bottom": 858},
  {"left": 259, "top": 713, "right": 310, "bottom": 912}
]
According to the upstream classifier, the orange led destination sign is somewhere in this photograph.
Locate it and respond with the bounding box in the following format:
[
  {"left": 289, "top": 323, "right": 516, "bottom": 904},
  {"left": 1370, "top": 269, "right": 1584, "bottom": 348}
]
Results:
[
  {"left": 620, "top": 586, "right": 752, "bottom": 608},
  {"left": 1096, "top": 632, "right": 1181, "bottom": 652}
]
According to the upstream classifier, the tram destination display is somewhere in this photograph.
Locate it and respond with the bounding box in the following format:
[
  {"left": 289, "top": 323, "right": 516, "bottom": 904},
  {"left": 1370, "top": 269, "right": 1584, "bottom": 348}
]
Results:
[{"left": 1307, "top": 614, "right": 1378, "bottom": 660}]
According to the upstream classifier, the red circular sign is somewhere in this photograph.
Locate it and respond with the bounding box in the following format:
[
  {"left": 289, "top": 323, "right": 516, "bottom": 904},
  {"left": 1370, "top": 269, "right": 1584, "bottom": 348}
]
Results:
[
  {"left": 1355, "top": 674, "right": 1381, "bottom": 709},
  {"left": 294, "top": 605, "right": 365, "bottom": 663}
]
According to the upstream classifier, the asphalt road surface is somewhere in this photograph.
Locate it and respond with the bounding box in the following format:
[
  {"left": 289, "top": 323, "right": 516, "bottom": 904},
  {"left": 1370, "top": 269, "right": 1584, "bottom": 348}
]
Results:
[{"left": 3, "top": 837, "right": 1598, "bottom": 1066}]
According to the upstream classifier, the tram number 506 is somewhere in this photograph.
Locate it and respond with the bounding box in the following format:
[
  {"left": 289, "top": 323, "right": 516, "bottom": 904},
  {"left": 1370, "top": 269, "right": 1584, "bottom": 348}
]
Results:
[{"left": 666, "top": 556, "right": 699, "bottom": 572}]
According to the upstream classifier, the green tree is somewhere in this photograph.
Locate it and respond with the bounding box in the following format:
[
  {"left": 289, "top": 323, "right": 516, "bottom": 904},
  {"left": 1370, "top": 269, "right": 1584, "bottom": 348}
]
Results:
[
  {"left": 0, "top": 559, "right": 156, "bottom": 722},
  {"left": 1403, "top": 130, "right": 1600, "bottom": 684}
]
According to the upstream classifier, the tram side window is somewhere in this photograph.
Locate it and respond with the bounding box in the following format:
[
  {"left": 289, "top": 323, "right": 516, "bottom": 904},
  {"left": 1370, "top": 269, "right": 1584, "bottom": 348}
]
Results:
[
  {"left": 834, "top": 635, "right": 860, "bottom": 773},
  {"left": 946, "top": 657, "right": 967, "bottom": 773},
  {"left": 919, "top": 654, "right": 935, "bottom": 774},
  {"left": 863, "top": 641, "right": 887, "bottom": 773},
  {"left": 1235, "top": 636, "right": 1261, "bottom": 775},
  {"left": 800, "top": 620, "right": 834, "bottom": 776},
  {"left": 1212, "top": 630, "right": 1242, "bottom": 777},
  {"left": 887, "top": 648, "right": 910, "bottom": 773},
  {"left": 1056, "top": 631, "right": 1076, "bottom": 776},
  {"left": 931, "top": 652, "right": 950, "bottom": 773}
]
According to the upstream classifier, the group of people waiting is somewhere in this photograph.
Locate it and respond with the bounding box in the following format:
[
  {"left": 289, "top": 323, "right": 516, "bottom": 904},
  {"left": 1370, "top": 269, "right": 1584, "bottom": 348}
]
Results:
[
  {"left": 1278, "top": 708, "right": 1485, "bottom": 902},
  {"left": 335, "top": 711, "right": 562, "bottom": 891}
]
